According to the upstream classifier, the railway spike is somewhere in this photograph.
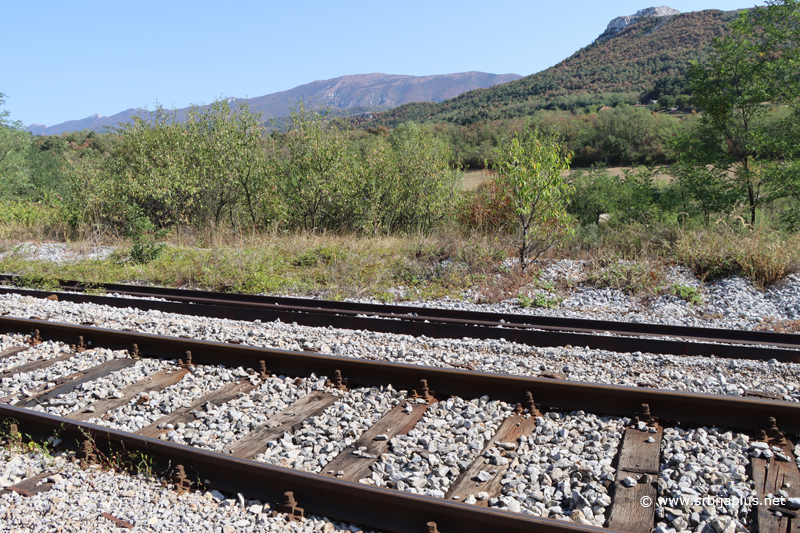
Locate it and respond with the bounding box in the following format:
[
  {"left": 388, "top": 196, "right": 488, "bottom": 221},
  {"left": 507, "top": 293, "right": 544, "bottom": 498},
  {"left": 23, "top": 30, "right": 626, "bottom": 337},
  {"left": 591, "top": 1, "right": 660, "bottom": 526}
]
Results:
[
  {"left": 28, "top": 329, "right": 42, "bottom": 346},
  {"left": 130, "top": 344, "right": 140, "bottom": 359},
  {"left": 179, "top": 351, "right": 194, "bottom": 369},
  {"left": 258, "top": 360, "right": 270, "bottom": 380},
  {"left": 73, "top": 336, "right": 86, "bottom": 353},
  {"left": 325, "top": 370, "right": 348, "bottom": 391},
  {"left": 172, "top": 464, "right": 191, "bottom": 494},
  {"left": 632, "top": 403, "right": 658, "bottom": 429},
  {"left": 766, "top": 417, "right": 779, "bottom": 439},
  {"left": 410, "top": 379, "right": 435, "bottom": 402},
  {"left": 76, "top": 439, "right": 97, "bottom": 469},
  {"left": 278, "top": 491, "right": 304, "bottom": 522},
  {"left": 524, "top": 391, "right": 541, "bottom": 416},
  {"left": 426, "top": 522, "right": 440, "bottom": 533}
]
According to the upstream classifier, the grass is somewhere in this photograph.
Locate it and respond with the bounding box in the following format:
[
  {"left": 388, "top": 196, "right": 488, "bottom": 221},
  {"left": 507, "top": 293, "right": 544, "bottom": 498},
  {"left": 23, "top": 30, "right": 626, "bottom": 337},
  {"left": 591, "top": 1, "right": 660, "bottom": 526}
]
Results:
[
  {"left": 0, "top": 229, "right": 509, "bottom": 302},
  {"left": 0, "top": 207, "right": 797, "bottom": 300},
  {"left": 584, "top": 256, "right": 668, "bottom": 296},
  {"left": 671, "top": 226, "right": 800, "bottom": 288}
]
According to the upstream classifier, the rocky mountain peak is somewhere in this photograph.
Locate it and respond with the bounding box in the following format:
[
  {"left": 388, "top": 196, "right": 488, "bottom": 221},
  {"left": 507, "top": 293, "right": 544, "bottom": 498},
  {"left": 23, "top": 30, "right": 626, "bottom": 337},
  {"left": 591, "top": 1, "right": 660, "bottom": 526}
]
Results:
[{"left": 596, "top": 6, "right": 681, "bottom": 42}]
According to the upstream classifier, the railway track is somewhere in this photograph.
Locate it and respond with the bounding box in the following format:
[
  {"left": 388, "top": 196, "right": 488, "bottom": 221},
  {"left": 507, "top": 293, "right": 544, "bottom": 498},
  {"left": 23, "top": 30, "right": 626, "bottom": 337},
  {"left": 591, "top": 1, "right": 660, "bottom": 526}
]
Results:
[
  {"left": 0, "top": 317, "right": 798, "bottom": 533},
  {"left": 1, "top": 275, "right": 799, "bottom": 363}
]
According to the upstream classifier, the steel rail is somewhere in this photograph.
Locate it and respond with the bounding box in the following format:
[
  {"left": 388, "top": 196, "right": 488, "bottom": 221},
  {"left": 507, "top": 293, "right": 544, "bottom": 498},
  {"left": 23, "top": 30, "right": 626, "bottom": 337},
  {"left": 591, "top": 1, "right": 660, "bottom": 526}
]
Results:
[
  {"left": 1, "top": 284, "right": 799, "bottom": 363},
  {"left": 3, "top": 274, "right": 798, "bottom": 348},
  {"left": 0, "top": 403, "right": 602, "bottom": 533},
  {"left": 0, "top": 316, "right": 797, "bottom": 434}
]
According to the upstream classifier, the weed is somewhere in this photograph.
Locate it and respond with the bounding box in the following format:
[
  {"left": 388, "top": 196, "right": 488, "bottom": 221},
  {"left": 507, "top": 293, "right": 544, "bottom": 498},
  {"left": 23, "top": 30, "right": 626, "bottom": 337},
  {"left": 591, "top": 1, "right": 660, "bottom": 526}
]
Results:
[
  {"left": 672, "top": 227, "right": 800, "bottom": 287},
  {"left": 532, "top": 293, "right": 561, "bottom": 308},
  {"left": 77, "top": 428, "right": 155, "bottom": 478},
  {"left": 83, "top": 283, "right": 106, "bottom": 296},
  {"left": 584, "top": 257, "right": 667, "bottom": 296},
  {"left": 293, "top": 246, "right": 339, "bottom": 267},
  {"left": 667, "top": 284, "right": 703, "bottom": 305},
  {"left": 755, "top": 319, "right": 800, "bottom": 333},
  {"left": 0, "top": 419, "right": 62, "bottom": 463},
  {"left": 17, "top": 273, "right": 60, "bottom": 291},
  {"left": 374, "top": 291, "right": 395, "bottom": 303}
]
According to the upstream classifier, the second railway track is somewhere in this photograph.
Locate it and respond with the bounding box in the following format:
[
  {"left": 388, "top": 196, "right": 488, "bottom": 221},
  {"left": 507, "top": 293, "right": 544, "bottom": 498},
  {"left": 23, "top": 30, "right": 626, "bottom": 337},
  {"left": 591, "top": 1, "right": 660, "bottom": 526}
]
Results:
[{"left": 1, "top": 275, "right": 799, "bottom": 362}]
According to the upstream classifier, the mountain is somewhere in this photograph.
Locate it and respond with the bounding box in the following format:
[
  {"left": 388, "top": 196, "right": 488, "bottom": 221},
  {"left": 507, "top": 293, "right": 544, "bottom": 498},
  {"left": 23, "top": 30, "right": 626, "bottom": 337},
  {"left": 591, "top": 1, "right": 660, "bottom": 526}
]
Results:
[
  {"left": 26, "top": 72, "right": 521, "bottom": 135},
  {"left": 366, "top": 7, "right": 739, "bottom": 127}
]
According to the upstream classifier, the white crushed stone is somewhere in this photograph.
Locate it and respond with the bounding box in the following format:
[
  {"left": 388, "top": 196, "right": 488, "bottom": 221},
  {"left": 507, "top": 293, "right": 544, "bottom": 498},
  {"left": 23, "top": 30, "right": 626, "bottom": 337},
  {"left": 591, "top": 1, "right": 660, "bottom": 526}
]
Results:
[
  {"left": 657, "top": 426, "right": 754, "bottom": 532},
  {"left": 1, "top": 293, "right": 797, "bottom": 402},
  {"left": 163, "top": 374, "right": 327, "bottom": 452},
  {"left": 486, "top": 411, "right": 623, "bottom": 526},
  {"left": 86, "top": 364, "right": 257, "bottom": 433},
  {"left": 0, "top": 338, "right": 66, "bottom": 373},
  {"left": 370, "top": 396, "right": 510, "bottom": 496},
  {"left": 0, "top": 242, "right": 114, "bottom": 264},
  {"left": 257, "top": 385, "right": 403, "bottom": 472},
  {"left": 0, "top": 448, "right": 384, "bottom": 532},
  {"left": 37, "top": 357, "right": 166, "bottom": 416},
  {"left": 1, "top": 347, "right": 126, "bottom": 404}
]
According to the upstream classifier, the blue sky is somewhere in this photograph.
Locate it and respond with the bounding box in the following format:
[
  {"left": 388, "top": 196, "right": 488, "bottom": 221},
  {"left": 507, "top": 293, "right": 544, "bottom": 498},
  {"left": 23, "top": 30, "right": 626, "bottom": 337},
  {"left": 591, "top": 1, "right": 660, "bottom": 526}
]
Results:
[{"left": 2, "top": 1, "right": 761, "bottom": 127}]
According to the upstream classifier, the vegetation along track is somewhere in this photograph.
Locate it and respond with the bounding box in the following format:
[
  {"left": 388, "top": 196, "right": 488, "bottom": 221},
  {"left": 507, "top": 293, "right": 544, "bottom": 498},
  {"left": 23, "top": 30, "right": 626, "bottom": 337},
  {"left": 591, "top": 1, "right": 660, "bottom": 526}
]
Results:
[
  {"left": 1, "top": 275, "right": 799, "bottom": 363},
  {"left": 0, "top": 316, "right": 798, "bottom": 532}
]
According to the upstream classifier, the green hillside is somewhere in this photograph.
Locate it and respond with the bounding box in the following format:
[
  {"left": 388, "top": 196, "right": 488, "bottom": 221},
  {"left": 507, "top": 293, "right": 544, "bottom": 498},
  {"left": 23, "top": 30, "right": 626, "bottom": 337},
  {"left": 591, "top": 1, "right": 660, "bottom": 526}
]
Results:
[{"left": 368, "top": 9, "right": 739, "bottom": 127}]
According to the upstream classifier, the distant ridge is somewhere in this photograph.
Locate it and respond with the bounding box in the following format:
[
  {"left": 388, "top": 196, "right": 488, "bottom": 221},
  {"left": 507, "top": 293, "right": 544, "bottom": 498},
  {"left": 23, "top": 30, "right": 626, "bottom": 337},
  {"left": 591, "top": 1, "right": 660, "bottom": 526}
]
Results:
[{"left": 26, "top": 72, "right": 521, "bottom": 135}]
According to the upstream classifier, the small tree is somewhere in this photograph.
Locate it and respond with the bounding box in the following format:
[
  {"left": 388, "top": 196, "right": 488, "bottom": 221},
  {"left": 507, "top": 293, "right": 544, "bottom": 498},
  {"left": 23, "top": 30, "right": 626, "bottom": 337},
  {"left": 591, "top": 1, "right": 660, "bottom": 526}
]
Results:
[
  {"left": 0, "top": 93, "right": 32, "bottom": 198},
  {"left": 491, "top": 126, "right": 574, "bottom": 271}
]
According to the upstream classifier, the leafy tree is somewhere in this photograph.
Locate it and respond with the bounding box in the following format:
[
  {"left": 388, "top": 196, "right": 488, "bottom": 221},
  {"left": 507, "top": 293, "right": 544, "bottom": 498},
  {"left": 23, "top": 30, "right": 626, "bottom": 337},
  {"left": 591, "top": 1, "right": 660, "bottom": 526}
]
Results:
[
  {"left": 684, "top": 0, "right": 799, "bottom": 225},
  {"left": 567, "top": 165, "right": 621, "bottom": 225},
  {"left": 108, "top": 99, "right": 271, "bottom": 229},
  {"left": 0, "top": 93, "right": 32, "bottom": 199},
  {"left": 747, "top": 0, "right": 800, "bottom": 227},
  {"left": 382, "top": 122, "right": 458, "bottom": 233},
  {"left": 491, "top": 127, "right": 574, "bottom": 270},
  {"left": 270, "top": 104, "right": 357, "bottom": 232}
]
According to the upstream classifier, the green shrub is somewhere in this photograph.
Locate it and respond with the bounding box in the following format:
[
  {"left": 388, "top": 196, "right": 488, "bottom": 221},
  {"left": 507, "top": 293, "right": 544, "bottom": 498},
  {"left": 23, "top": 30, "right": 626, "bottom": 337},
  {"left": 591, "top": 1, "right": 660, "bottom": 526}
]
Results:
[
  {"left": 584, "top": 258, "right": 667, "bottom": 295},
  {"left": 125, "top": 208, "right": 166, "bottom": 265},
  {"left": 668, "top": 284, "right": 703, "bottom": 305}
]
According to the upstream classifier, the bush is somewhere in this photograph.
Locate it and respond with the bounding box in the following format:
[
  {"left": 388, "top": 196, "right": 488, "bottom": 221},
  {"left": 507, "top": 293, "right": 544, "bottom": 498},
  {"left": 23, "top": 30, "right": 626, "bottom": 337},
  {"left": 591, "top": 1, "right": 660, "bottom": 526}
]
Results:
[
  {"left": 457, "top": 175, "right": 514, "bottom": 231},
  {"left": 671, "top": 227, "right": 800, "bottom": 286},
  {"left": 584, "top": 257, "right": 668, "bottom": 295}
]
